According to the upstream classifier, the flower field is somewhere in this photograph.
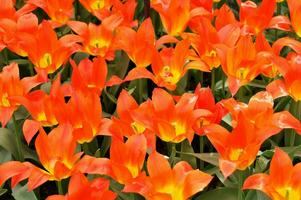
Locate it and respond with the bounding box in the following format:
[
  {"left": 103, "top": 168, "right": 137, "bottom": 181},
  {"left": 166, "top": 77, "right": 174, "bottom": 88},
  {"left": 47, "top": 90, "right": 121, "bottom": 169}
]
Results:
[{"left": 0, "top": 0, "right": 301, "bottom": 199}]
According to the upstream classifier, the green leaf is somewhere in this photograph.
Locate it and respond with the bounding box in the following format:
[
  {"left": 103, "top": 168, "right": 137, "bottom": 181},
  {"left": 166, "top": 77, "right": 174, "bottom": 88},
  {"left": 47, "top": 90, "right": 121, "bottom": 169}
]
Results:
[
  {"left": 12, "top": 184, "right": 38, "bottom": 200},
  {"left": 0, "top": 128, "right": 19, "bottom": 158},
  {"left": 0, "top": 128, "right": 38, "bottom": 161},
  {"left": 245, "top": 190, "right": 271, "bottom": 200},
  {"left": 177, "top": 152, "right": 219, "bottom": 166},
  {"left": 0, "top": 188, "right": 7, "bottom": 196},
  {"left": 196, "top": 188, "right": 239, "bottom": 200},
  {"left": 180, "top": 140, "right": 197, "bottom": 168},
  {"left": 0, "top": 147, "right": 12, "bottom": 164}
]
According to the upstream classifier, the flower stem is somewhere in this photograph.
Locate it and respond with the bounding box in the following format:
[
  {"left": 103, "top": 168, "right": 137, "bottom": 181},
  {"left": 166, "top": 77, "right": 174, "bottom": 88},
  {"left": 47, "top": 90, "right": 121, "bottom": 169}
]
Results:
[{"left": 12, "top": 114, "right": 24, "bottom": 162}]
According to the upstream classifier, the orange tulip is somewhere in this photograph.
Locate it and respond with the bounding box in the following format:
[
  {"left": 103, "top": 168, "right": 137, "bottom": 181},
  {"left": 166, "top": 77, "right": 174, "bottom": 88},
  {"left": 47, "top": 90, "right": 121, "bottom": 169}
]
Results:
[
  {"left": 193, "top": 84, "right": 227, "bottom": 135},
  {"left": 78, "top": 0, "right": 137, "bottom": 26},
  {"left": 78, "top": 0, "right": 113, "bottom": 20},
  {"left": 0, "top": 0, "right": 35, "bottom": 21},
  {"left": 151, "top": 0, "right": 190, "bottom": 36},
  {"left": 255, "top": 33, "right": 281, "bottom": 78},
  {"left": 46, "top": 173, "right": 117, "bottom": 200},
  {"left": 110, "top": 135, "right": 147, "bottom": 184},
  {"left": 19, "top": 20, "right": 81, "bottom": 75},
  {"left": 214, "top": 4, "right": 238, "bottom": 31},
  {"left": 239, "top": 0, "right": 290, "bottom": 35},
  {"left": 123, "top": 151, "right": 213, "bottom": 200},
  {"left": 132, "top": 88, "right": 210, "bottom": 143},
  {"left": 267, "top": 37, "right": 301, "bottom": 101},
  {"left": 216, "top": 35, "right": 271, "bottom": 95},
  {"left": 107, "top": 40, "right": 207, "bottom": 91},
  {"left": 205, "top": 91, "right": 301, "bottom": 178},
  {"left": 190, "top": 0, "right": 214, "bottom": 12},
  {"left": 243, "top": 148, "right": 301, "bottom": 200},
  {"left": 110, "top": 90, "right": 156, "bottom": 149},
  {"left": 221, "top": 91, "right": 301, "bottom": 134},
  {"left": 70, "top": 57, "right": 107, "bottom": 95},
  {"left": 115, "top": 18, "right": 156, "bottom": 68},
  {"left": 0, "top": 13, "right": 38, "bottom": 56},
  {"left": 184, "top": 17, "right": 241, "bottom": 70},
  {"left": 27, "top": 0, "right": 74, "bottom": 26},
  {"left": 67, "top": 14, "right": 123, "bottom": 59},
  {"left": 150, "top": 0, "right": 208, "bottom": 36},
  {"left": 0, "top": 63, "right": 43, "bottom": 127},
  {"left": 65, "top": 90, "right": 112, "bottom": 144},
  {"left": 287, "top": 0, "right": 301, "bottom": 37},
  {"left": 111, "top": 0, "right": 137, "bottom": 27},
  {"left": 0, "top": 124, "right": 111, "bottom": 190},
  {"left": 14, "top": 76, "right": 69, "bottom": 143}
]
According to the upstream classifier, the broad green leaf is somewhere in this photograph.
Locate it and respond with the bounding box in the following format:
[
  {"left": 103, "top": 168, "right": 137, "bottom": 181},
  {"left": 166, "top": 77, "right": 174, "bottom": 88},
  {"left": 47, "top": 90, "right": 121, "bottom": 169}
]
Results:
[
  {"left": 0, "top": 128, "right": 38, "bottom": 161},
  {"left": 180, "top": 140, "right": 197, "bottom": 168},
  {"left": 12, "top": 184, "right": 37, "bottom": 200},
  {"left": 0, "top": 147, "right": 12, "bottom": 163},
  {"left": 177, "top": 152, "right": 219, "bottom": 166},
  {"left": 196, "top": 188, "right": 239, "bottom": 200},
  {"left": 245, "top": 190, "right": 271, "bottom": 200},
  {"left": 0, "top": 128, "right": 19, "bottom": 158}
]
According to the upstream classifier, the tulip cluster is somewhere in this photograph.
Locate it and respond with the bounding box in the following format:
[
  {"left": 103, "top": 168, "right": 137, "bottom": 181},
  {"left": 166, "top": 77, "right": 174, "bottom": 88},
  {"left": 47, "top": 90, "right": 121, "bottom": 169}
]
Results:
[{"left": 0, "top": 0, "right": 301, "bottom": 199}]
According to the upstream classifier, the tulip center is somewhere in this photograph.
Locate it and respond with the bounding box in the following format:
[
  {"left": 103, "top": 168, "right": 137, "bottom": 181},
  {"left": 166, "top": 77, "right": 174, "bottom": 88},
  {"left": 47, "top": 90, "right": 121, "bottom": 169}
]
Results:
[
  {"left": 1, "top": 93, "right": 10, "bottom": 107},
  {"left": 208, "top": 50, "right": 217, "bottom": 57},
  {"left": 37, "top": 112, "right": 47, "bottom": 122},
  {"left": 91, "top": 0, "right": 105, "bottom": 10},
  {"left": 236, "top": 67, "right": 249, "bottom": 80},
  {"left": 160, "top": 66, "right": 175, "bottom": 84},
  {"left": 171, "top": 121, "right": 186, "bottom": 136},
  {"left": 90, "top": 38, "right": 108, "bottom": 49},
  {"left": 131, "top": 121, "right": 146, "bottom": 134},
  {"left": 229, "top": 148, "right": 244, "bottom": 161},
  {"left": 276, "top": 186, "right": 300, "bottom": 200},
  {"left": 39, "top": 53, "right": 52, "bottom": 68}
]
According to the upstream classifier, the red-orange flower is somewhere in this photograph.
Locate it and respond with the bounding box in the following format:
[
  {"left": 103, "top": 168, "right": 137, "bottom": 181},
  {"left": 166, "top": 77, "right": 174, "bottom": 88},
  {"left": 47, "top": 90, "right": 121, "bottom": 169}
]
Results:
[
  {"left": 65, "top": 90, "right": 112, "bottom": 144},
  {"left": 67, "top": 14, "right": 123, "bottom": 59},
  {"left": 0, "top": 124, "right": 111, "bottom": 190},
  {"left": 287, "top": 0, "right": 301, "bottom": 37},
  {"left": 193, "top": 84, "right": 227, "bottom": 135},
  {"left": 0, "top": 12, "right": 38, "bottom": 56},
  {"left": 216, "top": 35, "right": 271, "bottom": 95},
  {"left": 70, "top": 57, "right": 107, "bottom": 95},
  {"left": 205, "top": 91, "right": 301, "bottom": 178},
  {"left": 107, "top": 40, "right": 207, "bottom": 91},
  {"left": 109, "top": 135, "right": 147, "bottom": 184},
  {"left": 0, "top": 63, "right": 43, "bottom": 127},
  {"left": 14, "top": 76, "right": 69, "bottom": 143},
  {"left": 46, "top": 173, "right": 117, "bottom": 200},
  {"left": 110, "top": 90, "right": 156, "bottom": 149},
  {"left": 184, "top": 17, "right": 241, "bottom": 70},
  {"left": 239, "top": 0, "right": 290, "bottom": 35},
  {"left": 19, "top": 20, "right": 80, "bottom": 74},
  {"left": 267, "top": 38, "right": 301, "bottom": 101},
  {"left": 131, "top": 88, "right": 210, "bottom": 143},
  {"left": 123, "top": 151, "right": 213, "bottom": 200},
  {"left": 150, "top": 0, "right": 207, "bottom": 36},
  {"left": 27, "top": 0, "right": 74, "bottom": 26},
  {"left": 243, "top": 148, "right": 301, "bottom": 200},
  {"left": 78, "top": 0, "right": 114, "bottom": 20},
  {"left": 115, "top": 18, "right": 156, "bottom": 68}
]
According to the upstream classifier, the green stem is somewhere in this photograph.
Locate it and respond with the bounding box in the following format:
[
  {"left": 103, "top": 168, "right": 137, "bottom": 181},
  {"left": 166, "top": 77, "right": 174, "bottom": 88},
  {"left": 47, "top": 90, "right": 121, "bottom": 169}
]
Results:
[
  {"left": 199, "top": 136, "right": 204, "bottom": 169},
  {"left": 237, "top": 171, "right": 243, "bottom": 200},
  {"left": 12, "top": 115, "right": 24, "bottom": 162},
  {"left": 168, "top": 143, "right": 177, "bottom": 166},
  {"left": 82, "top": 142, "right": 91, "bottom": 155},
  {"left": 57, "top": 181, "right": 63, "bottom": 195}
]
